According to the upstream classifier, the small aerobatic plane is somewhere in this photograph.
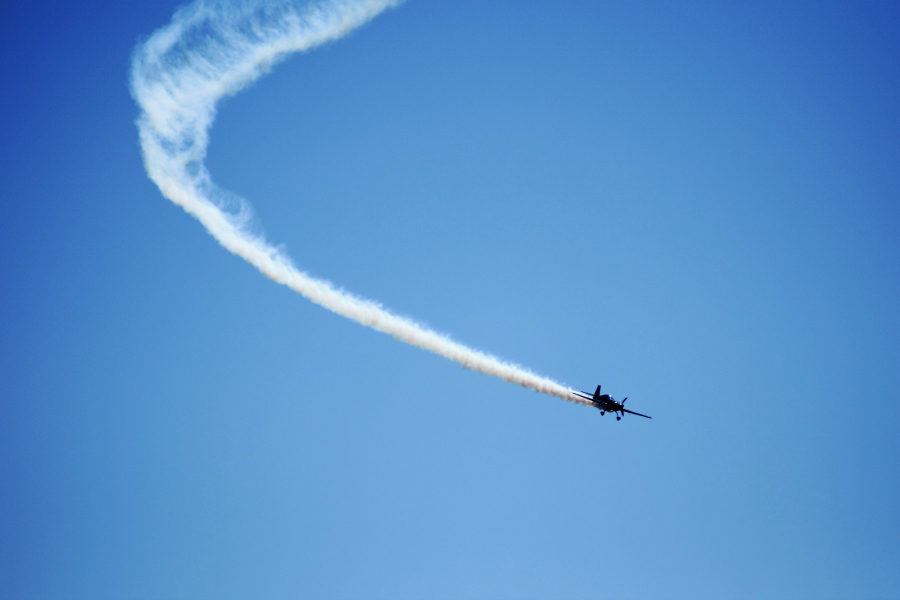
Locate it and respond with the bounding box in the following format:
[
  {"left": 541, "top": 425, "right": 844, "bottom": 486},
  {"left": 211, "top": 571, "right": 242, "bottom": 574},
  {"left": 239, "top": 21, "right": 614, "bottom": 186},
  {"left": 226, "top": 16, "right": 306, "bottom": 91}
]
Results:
[{"left": 573, "top": 385, "right": 652, "bottom": 421}]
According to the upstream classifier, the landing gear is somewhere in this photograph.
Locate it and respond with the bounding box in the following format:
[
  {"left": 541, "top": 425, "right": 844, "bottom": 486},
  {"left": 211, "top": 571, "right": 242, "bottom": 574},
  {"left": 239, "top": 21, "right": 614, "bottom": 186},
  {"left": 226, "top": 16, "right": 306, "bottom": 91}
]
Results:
[
  {"left": 616, "top": 415, "right": 621, "bottom": 421},
  {"left": 600, "top": 411, "right": 605, "bottom": 415}
]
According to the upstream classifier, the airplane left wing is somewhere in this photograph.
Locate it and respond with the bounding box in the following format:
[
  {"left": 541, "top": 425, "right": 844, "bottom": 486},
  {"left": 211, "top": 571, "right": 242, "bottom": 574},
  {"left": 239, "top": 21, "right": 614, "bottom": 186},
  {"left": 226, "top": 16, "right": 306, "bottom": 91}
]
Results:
[{"left": 622, "top": 408, "right": 652, "bottom": 419}]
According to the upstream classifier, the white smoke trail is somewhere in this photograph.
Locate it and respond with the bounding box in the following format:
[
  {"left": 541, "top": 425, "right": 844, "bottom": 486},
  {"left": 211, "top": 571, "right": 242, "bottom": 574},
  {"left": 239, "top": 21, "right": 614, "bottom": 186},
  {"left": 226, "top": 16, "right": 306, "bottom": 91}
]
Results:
[{"left": 131, "top": 0, "right": 590, "bottom": 407}]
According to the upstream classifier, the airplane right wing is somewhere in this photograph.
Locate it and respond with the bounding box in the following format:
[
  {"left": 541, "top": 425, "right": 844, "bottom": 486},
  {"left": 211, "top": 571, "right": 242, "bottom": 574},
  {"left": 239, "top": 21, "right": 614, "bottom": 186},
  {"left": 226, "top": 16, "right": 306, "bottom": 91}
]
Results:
[{"left": 572, "top": 390, "right": 595, "bottom": 402}]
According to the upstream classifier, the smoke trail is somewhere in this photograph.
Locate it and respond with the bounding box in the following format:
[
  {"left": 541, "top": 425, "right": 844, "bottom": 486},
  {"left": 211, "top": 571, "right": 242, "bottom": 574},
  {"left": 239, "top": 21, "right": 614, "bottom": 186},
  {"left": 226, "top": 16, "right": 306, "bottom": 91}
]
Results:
[{"left": 131, "top": 0, "right": 590, "bottom": 407}]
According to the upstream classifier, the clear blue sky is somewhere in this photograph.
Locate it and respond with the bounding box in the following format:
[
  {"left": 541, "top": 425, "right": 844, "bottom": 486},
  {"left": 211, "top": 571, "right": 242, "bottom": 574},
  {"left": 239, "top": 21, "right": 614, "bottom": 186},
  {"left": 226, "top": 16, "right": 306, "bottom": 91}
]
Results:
[{"left": 2, "top": 1, "right": 899, "bottom": 598}]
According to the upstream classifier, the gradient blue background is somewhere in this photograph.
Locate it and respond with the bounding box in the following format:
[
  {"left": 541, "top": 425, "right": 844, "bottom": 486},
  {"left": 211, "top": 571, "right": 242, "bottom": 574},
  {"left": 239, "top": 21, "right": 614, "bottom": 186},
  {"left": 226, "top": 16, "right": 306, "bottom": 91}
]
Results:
[{"left": 2, "top": 1, "right": 899, "bottom": 598}]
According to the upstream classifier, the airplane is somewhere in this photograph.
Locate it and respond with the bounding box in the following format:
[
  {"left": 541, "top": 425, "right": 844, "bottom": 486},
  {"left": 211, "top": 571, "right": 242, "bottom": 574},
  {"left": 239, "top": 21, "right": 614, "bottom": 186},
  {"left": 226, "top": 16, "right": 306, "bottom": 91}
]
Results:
[{"left": 572, "top": 385, "right": 652, "bottom": 421}]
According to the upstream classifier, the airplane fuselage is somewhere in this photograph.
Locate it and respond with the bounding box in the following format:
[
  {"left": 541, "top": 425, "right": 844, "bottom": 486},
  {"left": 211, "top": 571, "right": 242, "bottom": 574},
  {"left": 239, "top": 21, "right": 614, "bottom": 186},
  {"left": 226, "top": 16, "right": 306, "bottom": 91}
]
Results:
[{"left": 588, "top": 394, "right": 622, "bottom": 412}]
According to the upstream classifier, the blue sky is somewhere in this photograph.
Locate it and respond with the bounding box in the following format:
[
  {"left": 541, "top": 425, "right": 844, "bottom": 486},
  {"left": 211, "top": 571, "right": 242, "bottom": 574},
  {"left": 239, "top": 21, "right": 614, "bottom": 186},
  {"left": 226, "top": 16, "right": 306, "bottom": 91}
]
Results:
[{"left": 2, "top": 1, "right": 899, "bottom": 598}]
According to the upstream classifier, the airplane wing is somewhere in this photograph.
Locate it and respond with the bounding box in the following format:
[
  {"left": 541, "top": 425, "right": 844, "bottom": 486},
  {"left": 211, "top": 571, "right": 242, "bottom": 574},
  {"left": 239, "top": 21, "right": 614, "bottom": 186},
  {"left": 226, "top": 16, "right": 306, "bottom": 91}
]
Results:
[
  {"left": 622, "top": 408, "right": 652, "bottom": 419},
  {"left": 572, "top": 390, "right": 595, "bottom": 402}
]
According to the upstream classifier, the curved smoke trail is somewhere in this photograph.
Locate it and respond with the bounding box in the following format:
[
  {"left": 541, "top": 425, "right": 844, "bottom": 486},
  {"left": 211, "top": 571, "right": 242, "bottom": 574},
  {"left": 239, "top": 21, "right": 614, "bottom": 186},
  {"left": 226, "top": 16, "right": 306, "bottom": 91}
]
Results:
[{"left": 131, "top": 0, "right": 589, "bottom": 407}]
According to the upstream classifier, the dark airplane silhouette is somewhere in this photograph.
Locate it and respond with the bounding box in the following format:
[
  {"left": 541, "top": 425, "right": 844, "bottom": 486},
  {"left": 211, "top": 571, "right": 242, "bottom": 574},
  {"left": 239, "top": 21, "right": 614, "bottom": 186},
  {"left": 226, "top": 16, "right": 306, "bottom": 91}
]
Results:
[{"left": 572, "top": 385, "right": 651, "bottom": 421}]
